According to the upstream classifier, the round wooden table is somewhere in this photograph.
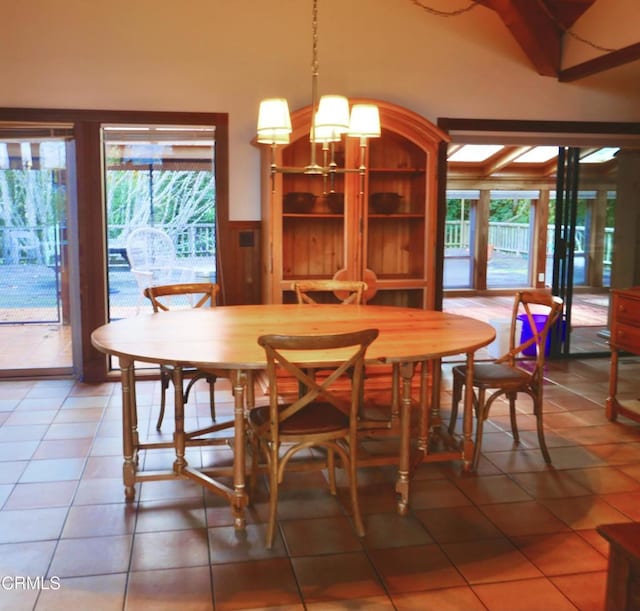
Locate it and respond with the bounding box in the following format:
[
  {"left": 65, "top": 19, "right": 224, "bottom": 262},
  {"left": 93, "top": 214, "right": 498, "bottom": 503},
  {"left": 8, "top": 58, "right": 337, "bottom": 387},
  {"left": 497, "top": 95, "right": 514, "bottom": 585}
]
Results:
[{"left": 92, "top": 304, "right": 495, "bottom": 528}]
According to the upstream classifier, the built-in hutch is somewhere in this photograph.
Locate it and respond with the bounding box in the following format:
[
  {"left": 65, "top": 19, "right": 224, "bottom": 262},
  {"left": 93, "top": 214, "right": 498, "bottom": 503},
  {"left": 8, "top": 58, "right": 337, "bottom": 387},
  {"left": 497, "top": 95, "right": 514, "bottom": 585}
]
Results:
[{"left": 259, "top": 100, "right": 449, "bottom": 308}]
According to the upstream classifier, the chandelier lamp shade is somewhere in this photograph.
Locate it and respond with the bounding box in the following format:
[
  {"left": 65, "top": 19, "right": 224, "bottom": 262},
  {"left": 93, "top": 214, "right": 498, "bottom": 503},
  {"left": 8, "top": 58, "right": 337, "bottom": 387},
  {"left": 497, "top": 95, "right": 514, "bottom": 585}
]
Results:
[{"left": 256, "top": 0, "right": 380, "bottom": 185}]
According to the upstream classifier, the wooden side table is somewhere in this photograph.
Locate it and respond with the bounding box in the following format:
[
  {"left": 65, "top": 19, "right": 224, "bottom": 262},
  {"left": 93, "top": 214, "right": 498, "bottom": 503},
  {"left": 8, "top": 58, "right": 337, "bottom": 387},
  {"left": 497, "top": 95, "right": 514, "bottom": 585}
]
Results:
[
  {"left": 598, "top": 522, "right": 640, "bottom": 611},
  {"left": 606, "top": 287, "right": 640, "bottom": 422}
]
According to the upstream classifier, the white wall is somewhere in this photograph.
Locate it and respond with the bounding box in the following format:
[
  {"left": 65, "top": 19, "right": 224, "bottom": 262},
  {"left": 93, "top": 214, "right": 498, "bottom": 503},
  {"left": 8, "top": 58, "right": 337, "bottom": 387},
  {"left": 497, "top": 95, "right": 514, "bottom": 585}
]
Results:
[{"left": 2, "top": 0, "right": 639, "bottom": 220}]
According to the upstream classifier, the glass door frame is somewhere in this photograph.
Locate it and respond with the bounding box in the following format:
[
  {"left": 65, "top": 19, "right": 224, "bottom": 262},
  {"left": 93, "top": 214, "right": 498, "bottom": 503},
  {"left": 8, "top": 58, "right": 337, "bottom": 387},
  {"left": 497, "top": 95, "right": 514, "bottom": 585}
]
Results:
[{"left": 0, "top": 108, "right": 229, "bottom": 383}]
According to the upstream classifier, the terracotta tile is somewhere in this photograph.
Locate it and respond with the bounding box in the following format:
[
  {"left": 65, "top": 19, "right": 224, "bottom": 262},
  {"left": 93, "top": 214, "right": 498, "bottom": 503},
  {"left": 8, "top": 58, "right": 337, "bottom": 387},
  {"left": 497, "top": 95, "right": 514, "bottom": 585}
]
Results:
[
  {"left": 408, "top": 477, "right": 473, "bottom": 509},
  {"left": 454, "top": 474, "right": 532, "bottom": 505},
  {"left": 0, "top": 507, "right": 67, "bottom": 543},
  {"left": 281, "top": 515, "right": 363, "bottom": 556},
  {"left": 33, "top": 438, "right": 93, "bottom": 459},
  {"left": 44, "top": 422, "right": 99, "bottom": 440},
  {"left": 0, "top": 460, "right": 28, "bottom": 484},
  {"left": 130, "top": 528, "right": 209, "bottom": 571},
  {"left": 212, "top": 558, "right": 302, "bottom": 611},
  {"left": 441, "top": 538, "right": 543, "bottom": 584},
  {"left": 306, "top": 596, "right": 395, "bottom": 610},
  {"left": 4, "top": 480, "right": 77, "bottom": 509},
  {"left": 416, "top": 505, "right": 503, "bottom": 543},
  {"left": 391, "top": 586, "right": 486, "bottom": 611},
  {"left": 511, "top": 532, "right": 607, "bottom": 575},
  {"left": 49, "top": 535, "right": 132, "bottom": 577},
  {"left": 509, "top": 470, "right": 592, "bottom": 499},
  {"left": 564, "top": 466, "right": 640, "bottom": 494},
  {"left": 208, "top": 523, "right": 288, "bottom": 564},
  {"left": 472, "top": 576, "right": 578, "bottom": 610},
  {"left": 126, "top": 566, "right": 213, "bottom": 611},
  {"left": 4, "top": 410, "right": 57, "bottom": 426},
  {"left": 19, "top": 457, "right": 85, "bottom": 483},
  {"left": 0, "top": 440, "right": 39, "bottom": 461},
  {"left": 0, "top": 424, "right": 48, "bottom": 442},
  {"left": 479, "top": 500, "right": 571, "bottom": 536},
  {"left": 362, "top": 512, "right": 433, "bottom": 549},
  {"left": 369, "top": 544, "right": 465, "bottom": 593},
  {"left": 35, "top": 573, "right": 126, "bottom": 611},
  {"left": 73, "top": 477, "right": 135, "bottom": 505},
  {"left": 292, "top": 552, "right": 385, "bottom": 603},
  {"left": 540, "top": 495, "right": 632, "bottom": 530},
  {"left": 134, "top": 498, "right": 206, "bottom": 533},
  {"left": 62, "top": 503, "right": 137, "bottom": 538},
  {"left": 551, "top": 571, "right": 608, "bottom": 611},
  {"left": 0, "top": 540, "right": 57, "bottom": 575}
]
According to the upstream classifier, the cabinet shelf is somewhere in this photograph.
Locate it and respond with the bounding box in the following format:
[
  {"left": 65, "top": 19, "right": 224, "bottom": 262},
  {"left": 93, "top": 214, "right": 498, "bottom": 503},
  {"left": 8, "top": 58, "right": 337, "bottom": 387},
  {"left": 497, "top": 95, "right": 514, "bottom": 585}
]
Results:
[{"left": 367, "top": 213, "right": 424, "bottom": 219}]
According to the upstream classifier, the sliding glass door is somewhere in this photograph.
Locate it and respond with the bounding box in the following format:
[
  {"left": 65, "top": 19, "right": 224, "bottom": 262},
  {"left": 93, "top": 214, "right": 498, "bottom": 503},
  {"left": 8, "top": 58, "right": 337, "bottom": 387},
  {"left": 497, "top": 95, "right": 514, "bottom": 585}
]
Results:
[
  {"left": 102, "top": 124, "right": 218, "bottom": 322},
  {"left": 0, "top": 126, "right": 73, "bottom": 375}
]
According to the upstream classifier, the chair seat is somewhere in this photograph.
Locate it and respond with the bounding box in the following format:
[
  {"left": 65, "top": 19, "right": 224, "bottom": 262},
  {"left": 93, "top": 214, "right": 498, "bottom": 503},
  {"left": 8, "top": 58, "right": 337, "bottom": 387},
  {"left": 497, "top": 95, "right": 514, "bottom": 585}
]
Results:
[
  {"left": 249, "top": 402, "right": 349, "bottom": 435},
  {"left": 453, "top": 362, "right": 531, "bottom": 388}
]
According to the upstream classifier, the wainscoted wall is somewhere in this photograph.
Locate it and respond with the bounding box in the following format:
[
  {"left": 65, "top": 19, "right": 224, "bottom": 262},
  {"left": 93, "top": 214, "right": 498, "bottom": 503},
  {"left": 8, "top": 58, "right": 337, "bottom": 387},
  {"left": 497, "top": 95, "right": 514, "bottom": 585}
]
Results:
[{"left": 222, "top": 221, "right": 261, "bottom": 305}]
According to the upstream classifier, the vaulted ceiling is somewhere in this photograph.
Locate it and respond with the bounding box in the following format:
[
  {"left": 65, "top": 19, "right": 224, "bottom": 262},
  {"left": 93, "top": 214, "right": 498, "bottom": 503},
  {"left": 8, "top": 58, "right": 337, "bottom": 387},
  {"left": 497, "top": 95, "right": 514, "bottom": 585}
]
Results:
[{"left": 483, "top": 0, "right": 640, "bottom": 80}]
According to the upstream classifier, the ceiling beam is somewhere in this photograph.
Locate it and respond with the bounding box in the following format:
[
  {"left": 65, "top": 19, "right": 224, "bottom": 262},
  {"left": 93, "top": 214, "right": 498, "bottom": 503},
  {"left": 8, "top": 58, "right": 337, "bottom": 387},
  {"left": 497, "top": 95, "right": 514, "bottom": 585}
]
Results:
[
  {"left": 481, "top": 0, "right": 562, "bottom": 76},
  {"left": 559, "top": 42, "right": 640, "bottom": 82}
]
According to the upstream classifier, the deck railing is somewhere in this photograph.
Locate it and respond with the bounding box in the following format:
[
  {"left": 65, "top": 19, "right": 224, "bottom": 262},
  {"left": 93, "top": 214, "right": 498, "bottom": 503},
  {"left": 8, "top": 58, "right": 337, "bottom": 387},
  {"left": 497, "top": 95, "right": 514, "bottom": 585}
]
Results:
[
  {"left": 444, "top": 220, "right": 613, "bottom": 264},
  {"left": 0, "top": 223, "right": 217, "bottom": 266}
]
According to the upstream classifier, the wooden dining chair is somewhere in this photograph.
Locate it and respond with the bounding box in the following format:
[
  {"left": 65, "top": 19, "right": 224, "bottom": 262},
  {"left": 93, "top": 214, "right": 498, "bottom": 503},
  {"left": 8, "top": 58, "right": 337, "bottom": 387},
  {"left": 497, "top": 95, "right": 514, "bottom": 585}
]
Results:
[
  {"left": 448, "top": 290, "right": 564, "bottom": 470},
  {"left": 144, "top": 282, "right": 228, "bottom": 430},
  {"left": 292, "top": 279, "right": 368, "bottom": 305},
  {"left": 249, "top": 327, "right": 379, "bottom": 548}
]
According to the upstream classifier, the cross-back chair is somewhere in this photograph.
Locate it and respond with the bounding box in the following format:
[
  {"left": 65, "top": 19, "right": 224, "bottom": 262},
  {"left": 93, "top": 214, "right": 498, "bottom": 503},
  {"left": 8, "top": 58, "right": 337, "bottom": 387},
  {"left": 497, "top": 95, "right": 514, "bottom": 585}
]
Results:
[
  {"left": 249, "top": 327, "right": 379, "bottom": 548},
  {"left": 144, "top": 282, "right": 227, "bottom": 430},
  {"left": 448, "top": 290, "right": 564, "bottom": 471},
  {"left": 292, "top": 279, "right": 367, "bottom": 305}
]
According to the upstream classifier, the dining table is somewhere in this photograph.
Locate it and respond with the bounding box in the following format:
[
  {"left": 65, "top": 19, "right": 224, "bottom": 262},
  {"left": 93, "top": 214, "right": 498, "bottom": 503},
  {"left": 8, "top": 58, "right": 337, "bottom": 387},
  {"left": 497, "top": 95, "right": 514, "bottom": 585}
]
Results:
[{"left": 91, "top": 303, "right": 495, "bottom": 529}]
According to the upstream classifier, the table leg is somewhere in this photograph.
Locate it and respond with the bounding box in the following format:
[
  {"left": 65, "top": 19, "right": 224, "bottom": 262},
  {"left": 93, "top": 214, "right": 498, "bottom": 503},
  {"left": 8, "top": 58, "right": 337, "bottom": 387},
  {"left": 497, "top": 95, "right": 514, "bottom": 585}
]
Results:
[
  {"left": 395, "top": 361, "right": 415, "bottom": 515},
  {"left": 119, "top": 357, "right": 137, "bottom": 501},
  {"left": 231, "top": 369, "right": 248, "bottom": 529},
  {"left": 417, "top": 360, "right": 430, "bottom": 451},
  {"left": 606, "top": 347, "right": 618, "bottom": 421},
  {"left": 462, "top": 352, "right": 476, "bottom": 471},
  {"left": 172, "top": 366, "right": 187, "bottom": 473}
]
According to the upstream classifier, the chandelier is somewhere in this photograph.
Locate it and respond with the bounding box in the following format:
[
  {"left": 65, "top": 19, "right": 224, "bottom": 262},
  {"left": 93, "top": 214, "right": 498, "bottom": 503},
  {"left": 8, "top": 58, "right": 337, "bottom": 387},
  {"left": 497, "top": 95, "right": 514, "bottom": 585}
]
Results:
[{"left": 256, "top": 0, "right": 381, "bottom": 185}]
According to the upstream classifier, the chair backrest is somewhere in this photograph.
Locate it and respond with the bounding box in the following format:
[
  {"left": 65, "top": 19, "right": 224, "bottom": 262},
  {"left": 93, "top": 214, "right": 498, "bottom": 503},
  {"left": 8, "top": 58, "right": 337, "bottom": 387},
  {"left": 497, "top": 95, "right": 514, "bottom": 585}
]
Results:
[
  {"left": 126, "top": 227, "right": 176, "bottom": 273},
  {"left": 499, "top": 290, "right": 564, "bottom": 366},
  {"left": 292, "top": 280, "right": 368, "bottom": 305},
  {"left": 258, "top": 328, "right": 379, "bottom": 437},
  {"left": 144, "top": 282, "right": 219, "bottom": 312}
]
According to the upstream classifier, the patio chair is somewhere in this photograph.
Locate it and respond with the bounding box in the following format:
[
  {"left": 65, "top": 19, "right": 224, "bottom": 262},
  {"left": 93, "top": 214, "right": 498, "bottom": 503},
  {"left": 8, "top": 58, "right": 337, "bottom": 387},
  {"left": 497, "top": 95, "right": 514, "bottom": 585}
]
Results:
[
  {"left": 144, "top": 282, "right": 228, "bottom": 430},
  {"left": 448, "top": 290, "right": 564, "bottom": 471},
  {"left": 126, "top": 227, "right": 197, "bottom": 312},
  {"left": 249, "top": 327, "right": 378, "bottom": 548}
]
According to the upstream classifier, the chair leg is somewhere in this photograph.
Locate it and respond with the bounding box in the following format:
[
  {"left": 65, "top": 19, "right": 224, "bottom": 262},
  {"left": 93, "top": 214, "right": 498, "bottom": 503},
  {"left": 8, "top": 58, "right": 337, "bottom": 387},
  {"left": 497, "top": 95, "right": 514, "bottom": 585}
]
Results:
[
  {"left": 448, "top": 370, "right": 463, "bottom": 435},
  {"left": 471, "top": 389, "right": 487, "bottom": 471},
  {"left": 508, "top": 392, "right": 520, "bottom": 444},
  {"left": 534, "top": 396, "right": 552, "bottom": 463},
  {"left": 156, "top": 370, "right": 171, "bottom": 430},
  {"left": 266, "top": 448, "right": 279, "bottom": 549},
  {"left": 349, "top": 454, "right": 365, "bottom": 538},
  {"left": 207, "top": 375, "right": 216, "bottom": 422},
  {"left": 327, "top": 449, "right": 337, "bottom": 495}
]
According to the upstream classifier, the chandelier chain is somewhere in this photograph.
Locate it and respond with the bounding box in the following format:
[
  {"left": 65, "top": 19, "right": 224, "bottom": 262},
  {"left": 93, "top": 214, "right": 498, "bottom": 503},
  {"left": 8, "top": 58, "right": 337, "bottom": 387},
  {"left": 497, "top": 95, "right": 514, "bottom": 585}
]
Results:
[
  {"left": 311, "top": 0, "right": 319, "bottom": 76},
  {"left": 409, "top": 0, "right": 618, "bottom": 53}
]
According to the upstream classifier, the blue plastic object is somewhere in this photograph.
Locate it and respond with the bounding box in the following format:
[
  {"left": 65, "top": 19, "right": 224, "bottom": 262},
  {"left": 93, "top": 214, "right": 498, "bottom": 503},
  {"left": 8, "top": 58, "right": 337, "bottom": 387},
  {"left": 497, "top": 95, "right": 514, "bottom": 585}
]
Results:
[{"left": 517, "top": 313, "right": 565, "bottom": 357}]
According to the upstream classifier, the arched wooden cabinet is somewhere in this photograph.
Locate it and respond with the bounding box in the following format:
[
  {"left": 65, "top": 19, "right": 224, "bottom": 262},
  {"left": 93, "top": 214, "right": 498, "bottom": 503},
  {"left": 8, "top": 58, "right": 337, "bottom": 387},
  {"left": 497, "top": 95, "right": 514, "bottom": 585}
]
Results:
[{"left": 259, "top": 99, "right": 449, "bottom": 308}]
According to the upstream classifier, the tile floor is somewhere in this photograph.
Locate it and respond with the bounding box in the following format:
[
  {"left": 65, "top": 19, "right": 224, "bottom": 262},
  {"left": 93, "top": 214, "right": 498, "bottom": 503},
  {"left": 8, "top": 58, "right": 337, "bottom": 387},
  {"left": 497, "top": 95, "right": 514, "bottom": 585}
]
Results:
[{"left": 1, "top": 356, "right": 640, "bottom": 610}]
